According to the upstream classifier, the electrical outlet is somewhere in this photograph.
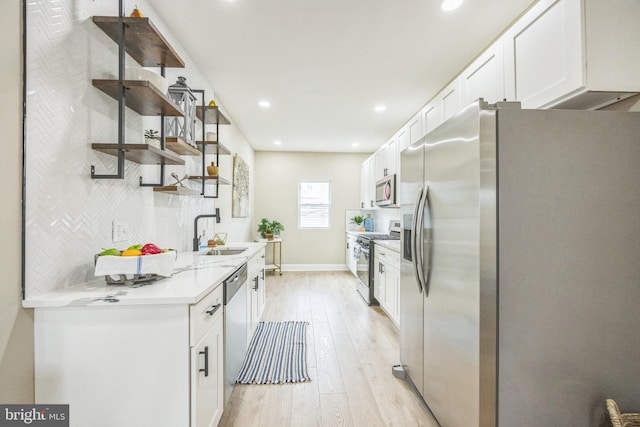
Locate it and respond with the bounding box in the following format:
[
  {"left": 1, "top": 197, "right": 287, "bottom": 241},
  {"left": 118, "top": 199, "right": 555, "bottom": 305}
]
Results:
[{"left": 112, "top": 221, "right": 130, "bottom": 242}]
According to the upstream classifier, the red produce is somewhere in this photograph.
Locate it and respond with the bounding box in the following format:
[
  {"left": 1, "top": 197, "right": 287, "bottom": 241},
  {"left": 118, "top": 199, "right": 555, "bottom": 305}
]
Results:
[{"left": 141, "top": 243, "right": 162, "bottom": 255}]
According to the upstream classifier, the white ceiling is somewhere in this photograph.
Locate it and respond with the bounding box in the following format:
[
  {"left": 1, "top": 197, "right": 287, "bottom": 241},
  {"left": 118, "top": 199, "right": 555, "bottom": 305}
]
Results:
[{"left": 152, "top": 0, "right": 537, "bottom": 154}]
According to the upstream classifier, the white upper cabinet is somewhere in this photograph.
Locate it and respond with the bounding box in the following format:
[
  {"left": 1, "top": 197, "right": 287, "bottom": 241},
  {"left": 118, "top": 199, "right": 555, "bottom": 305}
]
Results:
[
  {"left": 407, "top": 112, "right": 423, "bottom": 147},
  {"left": 421, "top": 100, "right": 443, "bottom": 137},
  {"left": 504, "top": 0, "right": 640, "bottom": 109},
  {"left": 462, "top": 38, "right": 505, "bottom": 106},
  {"left": 439, "top": 78, "right": 462, "bottom": 123},
  {"left": 374, "top": 136, "right": 397, "bottom": 181},
  {"left": 360, "top": 154, "right": 375, "bottom": 209}
]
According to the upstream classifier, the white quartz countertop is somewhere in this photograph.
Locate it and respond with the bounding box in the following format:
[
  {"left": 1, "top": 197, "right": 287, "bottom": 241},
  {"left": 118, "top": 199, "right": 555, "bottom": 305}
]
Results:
[
  {"left": 375, "top": 239, "right": 401, "bottom": 252},
  {"left": 22, "top": 242, "right": 266, "bottom": 308}
]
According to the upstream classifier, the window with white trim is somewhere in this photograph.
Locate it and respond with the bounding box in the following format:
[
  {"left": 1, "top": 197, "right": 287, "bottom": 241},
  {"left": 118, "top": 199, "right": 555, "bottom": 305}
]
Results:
[{"left": 298, "top": 181, "right": 331, "bottom": 229}]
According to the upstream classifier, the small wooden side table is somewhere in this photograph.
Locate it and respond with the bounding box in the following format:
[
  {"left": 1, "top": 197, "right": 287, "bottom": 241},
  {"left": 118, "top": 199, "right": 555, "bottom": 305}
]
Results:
[{"left": 254, "top": 237, "right": 282, "bottom": 275}]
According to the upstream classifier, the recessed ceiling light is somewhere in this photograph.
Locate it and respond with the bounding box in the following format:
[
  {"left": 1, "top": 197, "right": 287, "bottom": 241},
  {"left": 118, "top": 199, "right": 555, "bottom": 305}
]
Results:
[
  {"left": 273, "top": 140, "right": 282, "bottom": 145},
  {"left": 258, "top": 100, "right": 271, "bottom": 108},
  {"left": 441, "top": 0, "right": 463, "bottom": 11},
  {"left": 374, "top": 105, "right": 386, "bottom": 112}
]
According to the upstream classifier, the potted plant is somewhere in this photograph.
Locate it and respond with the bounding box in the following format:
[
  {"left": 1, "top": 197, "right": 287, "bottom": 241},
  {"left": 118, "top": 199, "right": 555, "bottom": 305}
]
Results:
[
  {"left": 350, "top": 215, "right": 365, "bottom": 231},
  {"left": 144, "top": 129, "right": 160, "bottom": 147},
  {"left": 257, "top": 218, "right": 284, "bottom": 240}
]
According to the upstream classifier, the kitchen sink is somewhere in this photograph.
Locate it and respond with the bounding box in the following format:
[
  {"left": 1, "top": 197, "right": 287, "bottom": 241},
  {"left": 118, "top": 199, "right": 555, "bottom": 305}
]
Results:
[{"left": 205, "top": 247, "right": 248, "bottom": 256}]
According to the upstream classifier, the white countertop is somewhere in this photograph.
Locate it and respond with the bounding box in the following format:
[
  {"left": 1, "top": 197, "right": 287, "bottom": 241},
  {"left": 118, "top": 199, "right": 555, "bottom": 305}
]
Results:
[
  {"left": 22, "top": 242, "right": 266, "bottom": 309},
  {"left": 375, "top": 239, "right": 401, "bottom": 252}
]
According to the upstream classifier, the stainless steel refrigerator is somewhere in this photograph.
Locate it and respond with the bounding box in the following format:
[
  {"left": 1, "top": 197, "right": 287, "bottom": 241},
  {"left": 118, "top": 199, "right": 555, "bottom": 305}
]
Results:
[{"left": 399, "top": 99, "right": 640, "bottom": 427}]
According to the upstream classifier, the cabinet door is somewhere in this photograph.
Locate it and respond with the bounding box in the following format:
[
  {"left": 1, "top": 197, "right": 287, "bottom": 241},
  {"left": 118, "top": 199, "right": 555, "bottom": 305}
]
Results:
[
  {"left": 439, "top": 78, "right": 462, "bottom": 123},
  {"left": 360, "top": 157, "right": 372, "bottom": 209},
  {"left": 503, "top": 0, "right": 583, "bottom": 108},
  {"left": 390, "top": 265, "right": 401, "bottom": 326},
  {"left": 374, "top": 258, "right": 386, "bottom": 306},
  {"left": 257, "top": 250, "right": 266, "bottom": 320},
  {"left": 191, "top": 314, "right": 224, "bottom": 427},
  {"left": 408, "top": 112, "right": 423, "bottom": 146},
  {"left": 421, "top": 101, "right": 443, "bottom": 136},
  {"left": 461, "top": 39, "right": 505, "bottom": 106},
  {"left": 375, "top": 136, "right": 397, "bottom": 181}
]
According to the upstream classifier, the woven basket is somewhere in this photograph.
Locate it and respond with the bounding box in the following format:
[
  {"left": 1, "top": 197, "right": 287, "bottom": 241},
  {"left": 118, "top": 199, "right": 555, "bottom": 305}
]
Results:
[{"left": 607, "top": 399, "right": 640, "bottom": 427}]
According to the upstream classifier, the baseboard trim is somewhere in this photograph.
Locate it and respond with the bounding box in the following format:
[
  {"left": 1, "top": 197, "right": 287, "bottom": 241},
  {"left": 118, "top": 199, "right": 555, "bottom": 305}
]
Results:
[{"left": 279, "top": 264, "right": 348, "bottom": 272}]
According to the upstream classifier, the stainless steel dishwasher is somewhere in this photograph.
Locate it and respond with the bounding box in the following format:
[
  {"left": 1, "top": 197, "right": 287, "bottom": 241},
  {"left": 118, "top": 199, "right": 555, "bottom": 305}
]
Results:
[{"left": 223, "top": 263, "right": 248, "bottom": 404}]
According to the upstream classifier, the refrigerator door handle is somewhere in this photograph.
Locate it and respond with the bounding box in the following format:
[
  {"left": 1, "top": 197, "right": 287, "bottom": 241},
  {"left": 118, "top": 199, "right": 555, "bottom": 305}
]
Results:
[
  {"left": 415, "top": 185, "right": 428, "bottom": 293},
  {"left": 422, "top": 186, "right": 433, "bottom": 297},
  {"left": 411, "top": 187, "right": 424, "bottom": 293}
]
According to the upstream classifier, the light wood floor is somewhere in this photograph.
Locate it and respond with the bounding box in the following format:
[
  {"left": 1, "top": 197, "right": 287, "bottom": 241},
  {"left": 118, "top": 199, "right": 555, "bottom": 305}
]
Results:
[{"left": 219, "top": 271, "right": 440, "bottom": 427}]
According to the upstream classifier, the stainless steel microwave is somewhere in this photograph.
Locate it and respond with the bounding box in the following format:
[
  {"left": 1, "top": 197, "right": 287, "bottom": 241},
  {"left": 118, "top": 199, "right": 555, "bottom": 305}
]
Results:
[{"left": 375, "top": 174, "right": 396, "bottom": 207}]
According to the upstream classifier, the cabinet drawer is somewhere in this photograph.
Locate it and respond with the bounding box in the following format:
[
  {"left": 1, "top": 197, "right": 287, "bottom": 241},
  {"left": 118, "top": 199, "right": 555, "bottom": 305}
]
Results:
[
  {"left": 190, "top": 284, "right": 223, "bottom": 346},
  {"left": 375, "top": 246, "right": 400, "bottom": 268}
]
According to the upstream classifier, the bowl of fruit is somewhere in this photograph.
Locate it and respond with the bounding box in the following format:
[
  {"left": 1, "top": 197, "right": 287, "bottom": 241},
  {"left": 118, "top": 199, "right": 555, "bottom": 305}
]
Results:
[{"left": 94, "top": 243, "right": 176, "bottom": 285}]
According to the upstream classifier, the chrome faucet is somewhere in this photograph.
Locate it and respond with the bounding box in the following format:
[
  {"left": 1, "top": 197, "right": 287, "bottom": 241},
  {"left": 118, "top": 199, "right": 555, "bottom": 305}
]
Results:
[{"left": 193, "top": 208, "right": 221, "bottom": 251}]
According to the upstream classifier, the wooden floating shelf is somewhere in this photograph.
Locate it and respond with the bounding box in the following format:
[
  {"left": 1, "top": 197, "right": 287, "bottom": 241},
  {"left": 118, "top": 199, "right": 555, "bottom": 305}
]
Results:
[
  {"left": 92, "top": 79, "right": 183, "bottom": 116},
  {"left": 153, "top": 185, "right": 201, "bottom": 196},
  {"left": 92, "top": 16, "right": 185, "bottom": 68},
  {"left": 189, "top": 176, "right": 231, "bottom": 186},
  {"left": 165, "top": 137, "right": 201, "bottom": 156},
  {"left": 195, "top": 140, "right": 231, "bottom": 155},
  {"left": 196, "top": 106, "right": 231, "bottom": 125},
  {"left": 92, "top": 143, "right": 185, "bottom": 165}
]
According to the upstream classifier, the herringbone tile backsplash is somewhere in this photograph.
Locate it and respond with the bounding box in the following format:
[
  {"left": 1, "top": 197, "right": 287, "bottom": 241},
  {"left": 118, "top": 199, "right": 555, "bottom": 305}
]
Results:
[{"left": 25, "top": 0, "right": 247, "bottom": 298}]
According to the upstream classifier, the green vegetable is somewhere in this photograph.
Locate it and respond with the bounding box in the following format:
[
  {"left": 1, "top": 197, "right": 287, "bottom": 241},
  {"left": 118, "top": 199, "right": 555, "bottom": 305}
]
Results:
[{"left": 99, "top": 248, "right": 121, "bottom": 256}]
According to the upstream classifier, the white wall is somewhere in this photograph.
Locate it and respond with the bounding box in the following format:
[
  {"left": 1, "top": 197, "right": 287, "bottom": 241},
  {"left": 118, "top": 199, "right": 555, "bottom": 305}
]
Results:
[
  {"left": 0, "top": 0, "right": 34, "bottom": 402},
  {"left": 23, "top": 0, "right": 255, "bottom": 298},
  {"left": 254, "top": 151, "right": 368, "bottom": 268}
]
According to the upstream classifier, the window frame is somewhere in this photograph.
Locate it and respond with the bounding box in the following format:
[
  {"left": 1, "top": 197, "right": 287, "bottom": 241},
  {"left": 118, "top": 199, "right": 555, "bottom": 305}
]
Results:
[{"left": 297, "top": 180, "right": 331, "bottom": 229}]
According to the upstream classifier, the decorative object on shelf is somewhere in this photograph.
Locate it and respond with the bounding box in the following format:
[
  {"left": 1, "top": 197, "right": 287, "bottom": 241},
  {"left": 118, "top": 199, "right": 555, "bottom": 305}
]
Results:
[
  {"left": 257, "top": 219, "right": 284, "bottom": 240},
  {"left": 206, "top": 131, "right": 217, "bottom": 141},
  {"left": 208, "top": 99, "right": 217, "bottom": 107},
  {"left": 166, "top": 76, "right": 197, "bottom": 147},
  {"left": 232, "top": 154, "right": 250, "bottom": 218},
  {"left": 130, "top": 5, "right": 143, "bottom": 17},
  {"left": 206, "top": 161, "right": 219, "bottom": 177},
  {"left": 144, "top": 129, "right": 160, "bottom": 148}
]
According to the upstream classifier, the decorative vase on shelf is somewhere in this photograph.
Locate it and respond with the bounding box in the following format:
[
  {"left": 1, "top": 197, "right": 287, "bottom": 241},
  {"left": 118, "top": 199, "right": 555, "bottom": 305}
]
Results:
[{"left": 206, "top": 162, "right": 219, "bottom": 176}]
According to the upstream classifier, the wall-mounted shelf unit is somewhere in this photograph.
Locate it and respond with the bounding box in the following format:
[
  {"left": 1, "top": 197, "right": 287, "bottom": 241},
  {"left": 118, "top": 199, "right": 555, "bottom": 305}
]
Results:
[
  {"left": 92, "top": 80, "right": 183, "bottom": 116},
  {"left": 90, "top": 10, "right": 187, "bottom": 185},
  {"left": 91, "top": 16, "right": 185, "bottom": 68},
  {"left": 196, "top": 106, "right": 231, "bottom": 125},
  {"left": 165, "top": 137, "right": 201, "bottom": 156},
  {"left": 192, "top": 91, "right": 232, "bottom": 198},
  {"left": 188, "top": 176, "right": 231, "bottom": 186},
  {"left": 153, "top": 186, "right": 201, "bottom": 196},
  {"left": 91, "top": 143, "right": 185, "bottom": 165},
  {"left": 195, "top": 141, "right": 231, "bottom": 155}
]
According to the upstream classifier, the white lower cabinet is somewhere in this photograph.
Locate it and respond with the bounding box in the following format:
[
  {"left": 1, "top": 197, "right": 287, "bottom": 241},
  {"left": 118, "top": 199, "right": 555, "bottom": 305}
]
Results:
[
  {"left": 374, "top": 243, "right": 400, "bottom": 327},
  {"left": 247, "top": 248, "right": 266, "bottom": 341},
  {"left": 191, "top": 313, "right": 224, "bottom": 427},
  {"left": 34, "top": 285, "right": 226, "bottom": 427},
  {"left": 345, "top": 233, "right": 357, "bottom": 276}
]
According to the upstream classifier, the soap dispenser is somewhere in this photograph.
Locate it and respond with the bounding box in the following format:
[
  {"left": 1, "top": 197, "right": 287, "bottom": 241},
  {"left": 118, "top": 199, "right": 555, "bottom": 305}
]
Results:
[{"left": 364, "top": 214, "right": 374, "bottom": 232}]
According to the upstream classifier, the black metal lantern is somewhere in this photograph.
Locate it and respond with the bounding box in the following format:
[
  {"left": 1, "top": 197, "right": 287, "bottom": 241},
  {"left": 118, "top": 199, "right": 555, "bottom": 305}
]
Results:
[{"left": 166, "top": 76, "right": 197, "bottom": 146}]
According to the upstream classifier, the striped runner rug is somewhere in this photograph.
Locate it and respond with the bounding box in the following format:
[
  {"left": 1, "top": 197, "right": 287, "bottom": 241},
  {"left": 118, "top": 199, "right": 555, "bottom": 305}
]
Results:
[{"left": 236, "top": 321, "right": 311, "bottom": 384}]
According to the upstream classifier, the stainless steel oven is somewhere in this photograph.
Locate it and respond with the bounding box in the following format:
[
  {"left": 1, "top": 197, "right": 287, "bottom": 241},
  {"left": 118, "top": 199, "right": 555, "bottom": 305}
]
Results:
[{"left": 355, "top": 224, "right": 401, "bottom": 305}]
